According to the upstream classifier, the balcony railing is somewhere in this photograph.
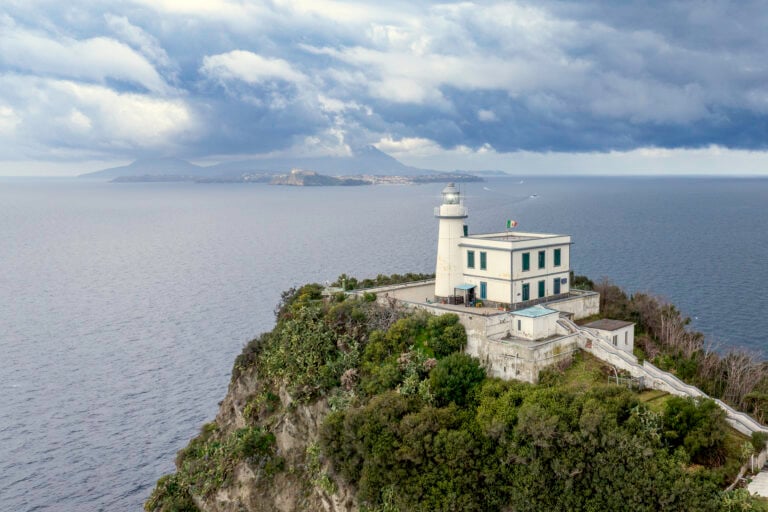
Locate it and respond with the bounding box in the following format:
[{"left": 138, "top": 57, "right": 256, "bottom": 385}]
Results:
[{"left": 434, "top": 206, "right": 468, "bottom": 218}]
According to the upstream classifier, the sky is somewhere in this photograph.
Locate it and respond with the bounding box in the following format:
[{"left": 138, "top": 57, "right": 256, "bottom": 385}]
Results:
[{"left": 2, "top": 1, "right": 768, "bottom": 176}]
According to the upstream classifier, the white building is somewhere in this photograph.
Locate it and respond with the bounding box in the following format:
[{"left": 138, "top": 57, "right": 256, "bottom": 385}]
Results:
[
  {"left": 508, "top": 305, "right": 561, "bottom": 340},
  {"left": 434, "top": 183, "right": 571, "bottom": 309},
  {"left": 583, "top": 319, "right": 635, "bottom": 354}
]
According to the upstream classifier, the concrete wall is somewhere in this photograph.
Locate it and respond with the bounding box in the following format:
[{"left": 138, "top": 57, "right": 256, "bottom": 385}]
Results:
[
  {"left": 546, "top": 291, "right": 599, "bottom": 320},
  {"left": 473, "top": 333, "right": 581, "bottom": 383}
]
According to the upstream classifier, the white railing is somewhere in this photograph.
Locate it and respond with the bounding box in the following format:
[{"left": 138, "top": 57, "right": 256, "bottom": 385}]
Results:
[{"left": 570, "top": 322, "right": 768, "bottom": 436}]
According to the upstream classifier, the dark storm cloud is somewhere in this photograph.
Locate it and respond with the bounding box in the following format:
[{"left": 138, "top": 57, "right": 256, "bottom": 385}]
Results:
[{"left": 1, "top": 0, "right": 767, "bottom": 162}]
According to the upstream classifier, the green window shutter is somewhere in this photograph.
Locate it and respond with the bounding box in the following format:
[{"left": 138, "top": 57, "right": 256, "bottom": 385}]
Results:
[
  {"left": 554, "top": 248, "right": 561, "bottom": 266},
  {"left": 480, "top": 252, "right": 487, "bottom": 270},
  {"left": 538, "top": 280, "right": 545, "bottom": 298},
  {"left": 480, "top": 281, "right": 487, "bottom": 299},
  {"left": 467, "top": 250, "right": 475, "bottom": 268},
  {"left": 538, "top": 250, "right": 545, "bottom": 269},
  {"left": 522, "top": 252, "right": 530, "bottom": 271},
  {"left": 522, "top": 284, "right": 530, "bottom": 301},
  {"left": 463, "top": 225, "right": 468, "bottom": 236}
]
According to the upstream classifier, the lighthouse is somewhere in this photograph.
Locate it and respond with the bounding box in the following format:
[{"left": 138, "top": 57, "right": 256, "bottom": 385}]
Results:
[{"left": 434, "top": 183, "right": 468, "bottom": 302}]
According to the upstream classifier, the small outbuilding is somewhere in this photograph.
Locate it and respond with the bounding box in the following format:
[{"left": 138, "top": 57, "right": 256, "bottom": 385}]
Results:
[
  {"left": 510, "top": 305, "right": 560, "bottom": 340},
  {"left": 584, "top": 319, "right": 635, "bottom": 353}
]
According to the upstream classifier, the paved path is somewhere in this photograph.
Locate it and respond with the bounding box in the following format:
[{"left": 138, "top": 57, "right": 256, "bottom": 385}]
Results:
[{"left": 748, "top": 470, "right": 768, "bottom": 497}]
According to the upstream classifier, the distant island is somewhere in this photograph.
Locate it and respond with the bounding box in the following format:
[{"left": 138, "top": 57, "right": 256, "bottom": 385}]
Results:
[
  {"left": 81, "top": 146, "right": 494, "bottom": 185},
  {"left": 113, "top": 168, "right": 484, "bottom": 186}
]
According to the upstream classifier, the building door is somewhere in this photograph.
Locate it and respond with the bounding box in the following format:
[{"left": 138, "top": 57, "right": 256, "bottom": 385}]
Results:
[
  {"left": 553, "top": 278, "right": 561, "bottom": 295},
  {"left": 480, "top": 281, "right": 487, "bottom": 300},
  {"left": 538, "top": 280, "right": 545, "bottom": 298},
  {"left": 522, "top": 283, "right": 530, "bottom": 301}
]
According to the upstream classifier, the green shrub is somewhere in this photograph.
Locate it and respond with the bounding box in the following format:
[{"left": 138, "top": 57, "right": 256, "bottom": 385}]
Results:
[
  {"left": 751, "top": 431, "right": 768, "bottom": 452},
  {"left": 147, "top": 426, "right": 281, "bottom": 512},
  {"left": 662, "top": 397, "right": 727, "bottom": 464},
  {"left": 429, "top": 353, "right": 485, "bottom": 407},
  {"left": 425, "top": 314, "right": 467, "bottom": 358}
]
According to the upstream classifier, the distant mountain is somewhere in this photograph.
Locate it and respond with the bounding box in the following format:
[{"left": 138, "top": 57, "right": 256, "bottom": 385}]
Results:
[
  {"left": 81, "top": 147, "right": 443, "bottom": 179},
  {"left": 209, "top": 146, "right": 432, "bottom": 176},
  {"left": 80, "top": 157, "right": 207, "bottom": 179}
]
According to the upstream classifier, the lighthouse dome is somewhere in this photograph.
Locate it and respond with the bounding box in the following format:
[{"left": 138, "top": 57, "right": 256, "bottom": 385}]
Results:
[{"left": 441, "top": 183, "right": 460, "bottom": 204}]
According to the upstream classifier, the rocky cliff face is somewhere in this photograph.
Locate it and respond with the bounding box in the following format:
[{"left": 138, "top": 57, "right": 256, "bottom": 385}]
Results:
[{"left": 196, "top": 364, "right": 356, "bottom": 512}]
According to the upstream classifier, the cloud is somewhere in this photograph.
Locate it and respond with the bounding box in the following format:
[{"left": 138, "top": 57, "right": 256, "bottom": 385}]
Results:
[
  {"left": 477, "top": 109, "right": 498, "bottom": 122},
  {"left": 0, "top": 74, "right": 197, "bottom": 159},
  {"left": 0, "top": 105, "right": 20, "bottom": 135},
  {"left": 104, "top": 14, "right": 174, "bottom": 71},
  {"left": 201, "top": 50, "right": 306, "bottom": 85},
  {"left": 3, "top": 0, "right": 768, "bottom": 174},
  {"left": 0, "top": 18, "right": 172, "bottom": 94}
]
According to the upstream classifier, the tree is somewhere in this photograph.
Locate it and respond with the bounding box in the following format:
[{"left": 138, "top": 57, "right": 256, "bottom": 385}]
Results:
[{"left": 429, "top": 353, "right": 485, "bottom": 407}]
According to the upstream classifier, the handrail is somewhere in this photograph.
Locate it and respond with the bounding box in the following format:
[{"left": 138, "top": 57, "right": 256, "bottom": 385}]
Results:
[{"left": 571, "top": 322, "right": 768, "bottom": 435}]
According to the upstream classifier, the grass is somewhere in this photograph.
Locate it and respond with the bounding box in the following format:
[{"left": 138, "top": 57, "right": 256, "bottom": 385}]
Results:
[
  {"left": 638, "top": 389, "right": 671, "bottom": 412},
  {"left": 556, "top": 351, "right": 611, "bottom": 389}
]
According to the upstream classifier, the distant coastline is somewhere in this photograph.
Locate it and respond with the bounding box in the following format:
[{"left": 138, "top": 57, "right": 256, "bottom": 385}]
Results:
[{"left": 112, "top": 169, "right": 484, "bottom": 186}]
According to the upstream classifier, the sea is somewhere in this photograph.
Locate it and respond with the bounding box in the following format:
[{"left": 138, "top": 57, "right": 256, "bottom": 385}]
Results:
[{"left": 1, "top": 176, "right": 767, "bottom": 511}]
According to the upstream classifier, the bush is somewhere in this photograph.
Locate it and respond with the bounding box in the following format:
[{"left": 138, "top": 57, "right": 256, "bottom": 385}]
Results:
[
  {"left": 663, "top": 397, "right": 727, "bottom": 464},
  {"left": 429, "top": 353, "right": 485, "bottom": 407},
  {"left": 426, "top": 314, "right": 467, "bottom": 358},
  {"left": 751, "top": 431, "right": 768, "bottom": 453},
  {"left": 147, "top": 426, "right": 281, "bottom": 511}
]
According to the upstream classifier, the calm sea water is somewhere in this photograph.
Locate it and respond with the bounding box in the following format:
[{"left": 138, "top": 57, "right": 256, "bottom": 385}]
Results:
[{"left": 1, "top": 176, "right": 767, "bottom": 511}]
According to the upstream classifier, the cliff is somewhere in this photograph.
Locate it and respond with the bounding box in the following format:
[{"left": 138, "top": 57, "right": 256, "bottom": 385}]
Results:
[
  {"left": 198, "top": 366, "right": 357, "bottom": 512},
  {"left": 146, "top": 281, "right": 767, "bottom": 512}
]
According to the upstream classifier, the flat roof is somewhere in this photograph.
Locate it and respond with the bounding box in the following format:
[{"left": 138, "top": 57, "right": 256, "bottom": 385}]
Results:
[
  {"left": 514, "top": 305, "right": 559, "bottom": 318},
  {"left": 463, "top": 231, "right": 568, "bottom": 243},
  {"left": 584, "top": 319, "right": 635, "bottom": 331}
]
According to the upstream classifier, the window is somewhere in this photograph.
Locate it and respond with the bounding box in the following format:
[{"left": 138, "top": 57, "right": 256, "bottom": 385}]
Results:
[
  {"left": 612, "top": 335, "right": 618, "bottom": 346},
  {"left": 553, "top": 277, "right": 561, "bottom": 295},
  {"left": 522, "top": 283, "right": 530, "bottom": 301},
  {"left": 463, "top": 225, "right": 468, "bottom": 236},
  {"left": 517, "top": 319, "right": 521, "bottom": 330},
  {"left": 467, "top": 250, "right": 475, "bottom": 268},
  {"left": 538, "top": 280, "right": 545, "bottom": 298},
  {"left": 480, "top": 251, "right": 487, "bottom": 270},
  {"left": 554, "top": 248, "right": 561, "bottom": 267},
  {"left": 625, "top": 331, "right": 628, "bottom": 345},
  {"left": 522, "top": 252, "right": 530, "bottom": 271},
  {"left": 480, "top": 281, "right": 487, "bottom": 299},
  {"left": 538, "top": 250, "right": 545, "bottom": 269}
]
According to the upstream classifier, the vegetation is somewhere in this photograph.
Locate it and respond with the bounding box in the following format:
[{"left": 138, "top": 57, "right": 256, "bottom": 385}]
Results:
[
  {"left": 148, "top": 274, "right": 768, "bottom": 511},
  {"left": 332, "top": 272, "right": 435, "bottom": 291},
  {"left": 322, "top": 343, "right": 762, "bottom": 511},
  {"left": 145, "top": 424, "right": 281, "bottom": 512},
  {"left": 582, "top": 277, "right": 768, "bottom": 426}
]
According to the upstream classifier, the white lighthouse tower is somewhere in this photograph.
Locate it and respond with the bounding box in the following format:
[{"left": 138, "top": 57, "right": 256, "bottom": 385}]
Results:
[{"left": 434, "top": 183, "right": 468, "bottom": 302}]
